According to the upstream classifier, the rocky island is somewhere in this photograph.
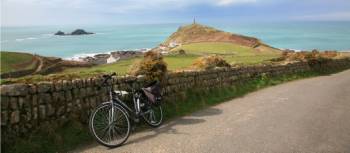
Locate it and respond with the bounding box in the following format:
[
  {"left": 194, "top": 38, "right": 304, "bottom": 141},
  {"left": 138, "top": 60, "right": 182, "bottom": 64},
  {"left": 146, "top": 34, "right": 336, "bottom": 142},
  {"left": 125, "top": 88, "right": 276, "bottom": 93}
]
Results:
[{"left": 55, "top": 29, "right": 94, "bottom": 36}]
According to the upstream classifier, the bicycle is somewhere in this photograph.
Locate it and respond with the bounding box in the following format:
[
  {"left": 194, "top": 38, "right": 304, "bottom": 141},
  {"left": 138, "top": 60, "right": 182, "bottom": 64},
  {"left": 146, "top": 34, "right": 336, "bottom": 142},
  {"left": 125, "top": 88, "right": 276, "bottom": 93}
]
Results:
[{"left": 89, "top": 73, "right": 163, "bottom": 147}]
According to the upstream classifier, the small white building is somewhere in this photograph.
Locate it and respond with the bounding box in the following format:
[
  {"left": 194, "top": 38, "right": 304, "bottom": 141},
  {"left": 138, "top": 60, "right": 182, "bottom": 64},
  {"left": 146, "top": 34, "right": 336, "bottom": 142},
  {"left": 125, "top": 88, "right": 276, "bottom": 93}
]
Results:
[
  {"left": 107, "top": 56, "right": 119, "bottom": 63},
  {"left": 169, "top": 41, "right": 181, "bottom": 48}
]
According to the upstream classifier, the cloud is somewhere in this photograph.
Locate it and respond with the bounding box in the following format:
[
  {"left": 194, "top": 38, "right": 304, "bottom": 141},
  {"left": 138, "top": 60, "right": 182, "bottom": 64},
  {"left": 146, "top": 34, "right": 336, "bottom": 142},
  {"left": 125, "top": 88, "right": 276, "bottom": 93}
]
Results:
[
  {"left": 2, "top": 0, "right": 350, "bottom": 26},
  {"left": 294, "top": 11, "right": 350, "bottom": 21},
  {"left": 216, "top": 0, "right": 257, "bottom": 6}
]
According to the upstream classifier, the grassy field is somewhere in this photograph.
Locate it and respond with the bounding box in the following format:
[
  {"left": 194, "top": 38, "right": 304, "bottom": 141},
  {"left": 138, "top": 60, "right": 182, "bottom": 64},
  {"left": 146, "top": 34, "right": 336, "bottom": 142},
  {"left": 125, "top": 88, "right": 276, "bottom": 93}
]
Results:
[
  {"left": 0, "top": 51, "right": 37, "bottom": 73},
  {"left": 60, "top": 54, "right": 199, "bottom": 75},
  {"left": 171, "top": 42, "right": 258, "bottom": 56},
  {"left": 1, "top": 42, "right": 281, "bottom": 84},
  {"left": 60, "top": 42, "right": 280, "bottom": 75}
]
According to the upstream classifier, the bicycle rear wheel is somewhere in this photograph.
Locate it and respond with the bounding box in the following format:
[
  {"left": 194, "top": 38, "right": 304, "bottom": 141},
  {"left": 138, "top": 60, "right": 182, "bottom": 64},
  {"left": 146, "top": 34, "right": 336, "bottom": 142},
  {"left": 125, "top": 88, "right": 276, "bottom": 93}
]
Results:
[
  {"left": 141, "top": 103, "right": 163, "bottom": 127},
  {"left": 89, "top": 103, "right": 130, "bottom": 147}
]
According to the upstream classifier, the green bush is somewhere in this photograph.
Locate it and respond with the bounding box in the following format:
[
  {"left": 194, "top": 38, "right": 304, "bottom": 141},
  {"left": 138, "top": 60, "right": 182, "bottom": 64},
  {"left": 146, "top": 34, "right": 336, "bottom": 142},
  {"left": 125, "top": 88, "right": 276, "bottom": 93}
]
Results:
[
  {"left": 128, "top": 51, "right": 168, "bottom": 81},
  {"left": 192, "top": 55, "right": 230, "bottom": 70}
]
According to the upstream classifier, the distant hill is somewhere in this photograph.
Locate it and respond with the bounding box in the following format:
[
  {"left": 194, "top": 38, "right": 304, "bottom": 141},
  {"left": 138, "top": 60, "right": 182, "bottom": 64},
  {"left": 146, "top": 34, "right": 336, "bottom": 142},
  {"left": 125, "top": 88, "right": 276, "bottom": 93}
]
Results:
[
  {"left": 0, "top": 51, "right": 94, "bottom": 78},
  {"left": 1, "top": 52, "right": 38, "bottom": 74},
  {"left": 158, "top": 23, "right": 280, "bottom": 56},
  {"left": 162, "top": 23, "right": 268, "bottom": 48}
]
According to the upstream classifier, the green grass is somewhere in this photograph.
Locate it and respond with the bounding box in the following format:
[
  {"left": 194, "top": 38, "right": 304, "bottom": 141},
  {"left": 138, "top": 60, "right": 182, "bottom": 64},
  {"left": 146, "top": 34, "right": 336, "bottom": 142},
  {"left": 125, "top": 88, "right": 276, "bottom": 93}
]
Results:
[
  {"left": 0, "top": 53, "right": 277, "bottom": 84},
  {"left": 162, "top": 71, "right": 321, "bottom": 119},
  {"left": 0, "top": 42, "right": 281, "bottom": 84},
  {"left": 163, "top": 54, "right": 199, "bottom": 70},
  {"left": 4, "top": 121, "right": 92, "bottom": 153},
  {"left": 4, "top": 68, "right": 346, "bottom": 153},
  {"left": 0, "top": 51, "right": 37, "bottom": 73},
  {"left": 223, "top": 54, "right": 280, "bottom": 65},
  {"left": 60, "top": 42, "right": 279, "bottom": 75},
  {"left": 170, "top": 42, "right": 280, "bottom": 65},
  {"left": 62, "top": 57, "right": 141, "bottom": 75},
  {"left": 61, "top": 54, "right": 200, "bottom": 75},
  {"left": 172, "top": 42, "right": 258, "bottom": 56},
  {"left": 0, "top": 44, "right": 281, "bottom": 84}
]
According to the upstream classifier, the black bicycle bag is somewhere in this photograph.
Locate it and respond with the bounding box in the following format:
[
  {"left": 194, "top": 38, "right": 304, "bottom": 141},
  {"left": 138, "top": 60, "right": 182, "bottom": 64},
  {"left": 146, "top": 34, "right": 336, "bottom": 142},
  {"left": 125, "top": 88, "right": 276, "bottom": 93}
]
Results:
[{"left": 142, "top": 81, "right": 162, "bottom": 105}]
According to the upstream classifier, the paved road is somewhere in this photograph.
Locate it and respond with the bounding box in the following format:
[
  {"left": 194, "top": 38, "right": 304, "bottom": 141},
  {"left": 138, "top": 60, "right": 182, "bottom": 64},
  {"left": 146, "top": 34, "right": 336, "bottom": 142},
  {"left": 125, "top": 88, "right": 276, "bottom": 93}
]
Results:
[{"left": 78, "top": 70, "right": 350, "bottom": 153}]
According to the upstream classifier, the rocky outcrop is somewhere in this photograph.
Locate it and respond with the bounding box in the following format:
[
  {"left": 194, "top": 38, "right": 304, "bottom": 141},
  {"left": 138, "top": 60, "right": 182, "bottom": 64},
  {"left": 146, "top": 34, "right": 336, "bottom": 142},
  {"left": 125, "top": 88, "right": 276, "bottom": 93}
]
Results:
[
  {"left": 54, "top": 29, "right": 94, "bottom": 36},
  {"left": 71, "top": 29, "right": 94, "bottom": 35},
  {"left": 54, "top": 31, "right": 65, "bottom": 35},
  {"left": 111, "top": 51, "right": 143, "bottom": 60},
  {"left": 80, "top": 51, "right": 143, "bottom": 65}
]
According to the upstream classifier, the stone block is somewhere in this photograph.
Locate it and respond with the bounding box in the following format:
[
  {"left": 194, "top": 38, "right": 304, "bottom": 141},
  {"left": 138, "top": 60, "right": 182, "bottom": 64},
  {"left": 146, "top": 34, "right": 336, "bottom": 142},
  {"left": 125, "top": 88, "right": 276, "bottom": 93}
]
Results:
[
  {"left": 10, "top": 111, "right": 20, "bottom": 124},
  {"left": 1, "top": 111, "right": 8, "bottom": 126},
  {"left": 1, "top": 96, "right": 9, "bottom": 110},
  {"left": 47, "top": 104, "right": 55, "bottom": 116},
  {"left": 80, "top": 88, "right": 87, "bottom": 98},
  {"left": 65, "top": 91, "right": 73, "bottom": 101},
  {"left": 39, "top": 105, "right": 46, "bottom": 120},
  {"left": 32, "top": 107, "right": 38, "bottom": 120},
  {"left": 28, "top": 84, "right": 37, "bottom": 94},
  {"left": 38, "top": 93, "right": 52, "bottom": 104},
  {"left": 0, "top": 84, "right": 28, "bottom": 96},
  {"left": 54, "top": 81, "right": 63, "bottom": 91},
  {"left": 10, "top": 97, "right": 18, "bottom": 110},
  {"left": 56, "top": 106, "right": 65, "bottom": 116},
  {"left": 37, "top": 82, "right": 52, "bottom": 93},
  {"left": 63, "top": 80, "right": 72, "bottom": 90},
  {"left": 72, "top": 88, "right": 80, "bottom": 98}
]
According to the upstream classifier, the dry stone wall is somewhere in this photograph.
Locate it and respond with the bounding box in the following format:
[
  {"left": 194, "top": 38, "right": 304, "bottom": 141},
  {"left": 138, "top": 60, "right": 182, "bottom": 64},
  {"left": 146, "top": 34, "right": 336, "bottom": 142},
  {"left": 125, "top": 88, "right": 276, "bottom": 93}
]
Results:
[{"left": 1, "top": 58, "right": 350, "bottom": 143}]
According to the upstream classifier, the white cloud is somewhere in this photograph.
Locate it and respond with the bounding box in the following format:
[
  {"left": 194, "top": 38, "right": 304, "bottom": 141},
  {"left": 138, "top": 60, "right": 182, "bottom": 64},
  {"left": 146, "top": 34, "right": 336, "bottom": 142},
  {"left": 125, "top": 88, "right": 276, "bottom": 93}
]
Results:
[
  {"left": 216, "top": 0, "right": 257, "bottom": 6},
  {"left": 294, "top": 11, "right": 350, "bottom": 21}
]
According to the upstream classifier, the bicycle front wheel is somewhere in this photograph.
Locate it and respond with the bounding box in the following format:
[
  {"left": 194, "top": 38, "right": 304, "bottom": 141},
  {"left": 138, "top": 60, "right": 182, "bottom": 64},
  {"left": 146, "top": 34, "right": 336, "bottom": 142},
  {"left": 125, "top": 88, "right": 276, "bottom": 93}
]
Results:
[{"left": 89, "top": 103, "right": 130, "bottom": 148}]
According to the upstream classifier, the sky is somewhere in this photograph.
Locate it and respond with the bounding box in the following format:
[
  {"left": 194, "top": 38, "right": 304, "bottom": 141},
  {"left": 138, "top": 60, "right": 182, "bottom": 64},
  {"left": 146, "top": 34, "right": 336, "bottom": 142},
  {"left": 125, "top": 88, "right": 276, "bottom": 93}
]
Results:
[{"left": 1, "top": 0, "right": 350, "bottom": 26}]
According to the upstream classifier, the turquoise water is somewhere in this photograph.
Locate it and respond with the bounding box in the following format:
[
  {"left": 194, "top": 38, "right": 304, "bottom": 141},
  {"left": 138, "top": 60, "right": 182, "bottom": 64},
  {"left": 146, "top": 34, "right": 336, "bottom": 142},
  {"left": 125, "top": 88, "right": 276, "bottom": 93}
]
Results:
[{"left": 1, "top": 22, "right": 350, "bottom": 58}]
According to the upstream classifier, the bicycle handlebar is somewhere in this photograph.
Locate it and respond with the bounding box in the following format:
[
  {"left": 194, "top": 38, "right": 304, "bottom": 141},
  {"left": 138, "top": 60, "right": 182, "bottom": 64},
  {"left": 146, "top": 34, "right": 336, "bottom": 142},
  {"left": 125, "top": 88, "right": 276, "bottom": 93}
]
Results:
[{"left": 102, "top": 72, "right": 117, "bottom": 85}]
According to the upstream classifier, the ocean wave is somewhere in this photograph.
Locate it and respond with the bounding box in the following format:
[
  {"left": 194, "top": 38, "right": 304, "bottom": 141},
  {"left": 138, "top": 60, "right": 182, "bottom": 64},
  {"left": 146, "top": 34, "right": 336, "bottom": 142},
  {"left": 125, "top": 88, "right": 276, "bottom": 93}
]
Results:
[
  {"left": 15, "top": 38, "right": 25, "bottom": 42},
  {"left": 67, "top": 52, "right": 102, "bottom": 61},
  {"left": 13, "top": 34, "right": 54, "bottom": 42},
  {"left": 15, "top": 37, "right": 39, "bottom": 42},
  {"left": 279, "top": 48, "right": 302, "bottom": 52},
  {"left": 41, "top": 34, "right": 54, "bottom": 37}
]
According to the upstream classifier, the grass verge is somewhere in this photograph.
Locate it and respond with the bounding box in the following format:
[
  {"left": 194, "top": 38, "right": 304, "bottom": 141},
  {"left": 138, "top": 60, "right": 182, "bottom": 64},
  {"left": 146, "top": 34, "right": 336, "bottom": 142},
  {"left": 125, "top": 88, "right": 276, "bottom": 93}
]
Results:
[
  {"left": 162, "top": 71, "right": 322, "bottom": 119},
  {"left": 3, "top": 69, "right": 345, "bottom": 153}
]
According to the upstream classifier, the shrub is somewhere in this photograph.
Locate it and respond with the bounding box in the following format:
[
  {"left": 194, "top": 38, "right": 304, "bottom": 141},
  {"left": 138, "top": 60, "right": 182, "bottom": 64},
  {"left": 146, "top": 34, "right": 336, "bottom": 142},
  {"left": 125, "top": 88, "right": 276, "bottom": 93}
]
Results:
[
  {"left": 273, "top": 49, "right": 340, "bottom": 62},
  {"left": 128, "top": 51, "right": 167, "bottom": 81},
  {"left": 178, "top": 49, "right": 186, "bottom": 55},
  {"left": 192, "top": 55, "right": 231, "bottom": 70}
]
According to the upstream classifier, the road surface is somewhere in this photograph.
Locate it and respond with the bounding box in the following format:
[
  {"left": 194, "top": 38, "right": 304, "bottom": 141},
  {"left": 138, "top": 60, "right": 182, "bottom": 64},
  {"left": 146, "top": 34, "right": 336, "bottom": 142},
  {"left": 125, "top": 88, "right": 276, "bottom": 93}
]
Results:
[{"left": 78, "top": 70, "right": 350, "bottom": 153}]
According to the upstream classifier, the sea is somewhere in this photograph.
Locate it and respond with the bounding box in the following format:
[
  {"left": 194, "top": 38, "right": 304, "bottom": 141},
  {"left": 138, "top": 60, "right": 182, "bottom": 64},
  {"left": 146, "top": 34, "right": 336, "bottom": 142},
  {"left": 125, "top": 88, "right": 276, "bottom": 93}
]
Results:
[{"left": 1, "top": 21, "right": 350, "bottom": 59}]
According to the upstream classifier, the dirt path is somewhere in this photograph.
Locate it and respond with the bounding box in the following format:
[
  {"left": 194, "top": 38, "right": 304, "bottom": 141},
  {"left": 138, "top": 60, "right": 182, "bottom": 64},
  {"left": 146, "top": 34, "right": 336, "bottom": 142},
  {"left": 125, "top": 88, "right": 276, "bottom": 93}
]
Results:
[
  {"left": 33, "top": 56, "right": 44, "bottom": 74},
  {"left": 78, "top": 70, "right": 350, "bottom": 153}
]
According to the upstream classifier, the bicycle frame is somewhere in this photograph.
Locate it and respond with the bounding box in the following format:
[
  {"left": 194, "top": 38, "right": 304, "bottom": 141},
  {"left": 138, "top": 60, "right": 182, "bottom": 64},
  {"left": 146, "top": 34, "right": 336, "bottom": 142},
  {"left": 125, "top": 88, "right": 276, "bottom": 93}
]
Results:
[{"left": 102, "top": 85, "right": 143, "bottom": 121}]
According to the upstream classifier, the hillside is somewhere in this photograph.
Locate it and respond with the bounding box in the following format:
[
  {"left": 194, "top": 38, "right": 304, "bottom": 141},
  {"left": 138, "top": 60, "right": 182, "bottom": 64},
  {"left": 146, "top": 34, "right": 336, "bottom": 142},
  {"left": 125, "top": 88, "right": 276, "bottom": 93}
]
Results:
[
  {"left": 1, "top": 23, "right": 282, "bottom": 83},
  {"left": 0, "top": 51, "right": 94, "bottom": 78},
  {"left": 162, "top": 23, "right": 268, "bottom": 48},
  {"left": 0, "top": 51, "right": 39, "bottom": 74}
]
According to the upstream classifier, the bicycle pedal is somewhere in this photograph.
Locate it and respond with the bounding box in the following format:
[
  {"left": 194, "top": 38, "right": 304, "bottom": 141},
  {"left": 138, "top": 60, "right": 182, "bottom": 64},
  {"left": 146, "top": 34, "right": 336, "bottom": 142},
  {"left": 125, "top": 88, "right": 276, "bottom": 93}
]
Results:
[{"left": 134, "top": 118, "right": 140, "bottom": 123}]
